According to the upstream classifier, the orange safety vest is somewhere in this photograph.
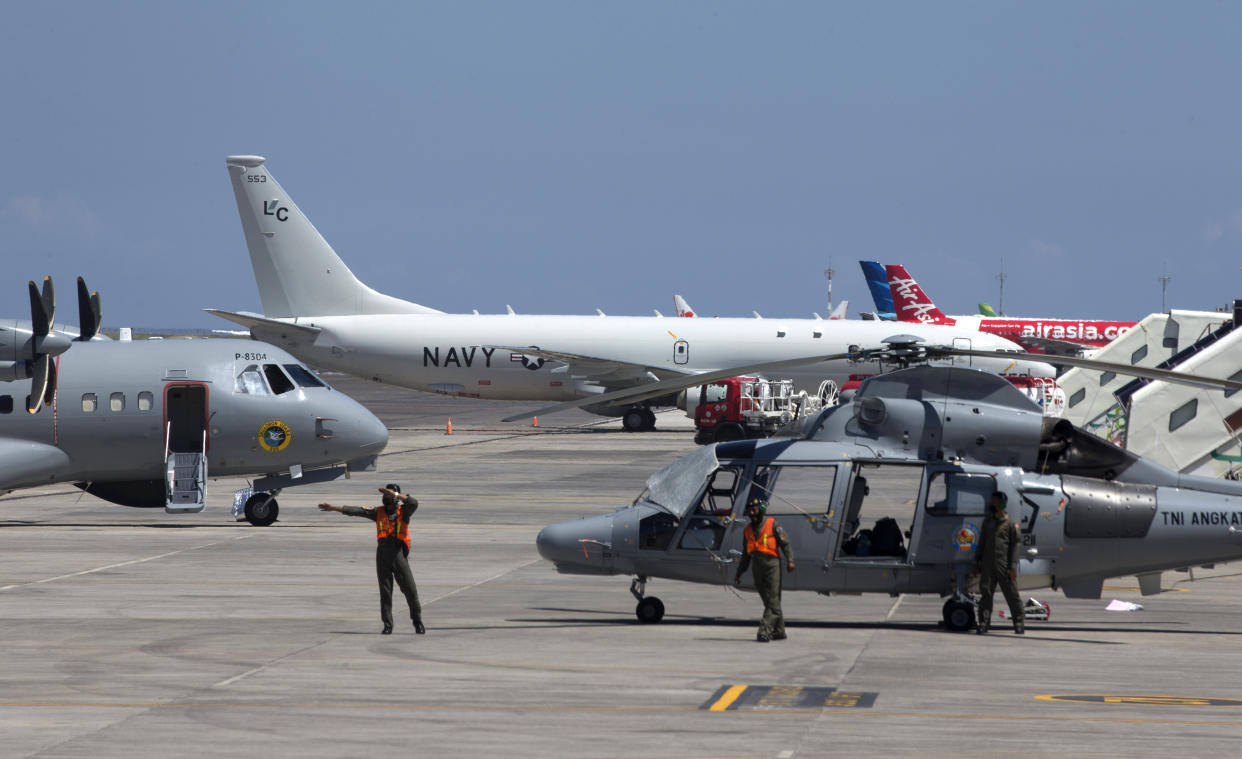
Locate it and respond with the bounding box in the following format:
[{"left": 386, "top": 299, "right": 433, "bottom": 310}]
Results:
[
  {"left": 375, "top": 506, "right": 410, "bottom": 549},
  {"left": 744, "top": 517, "right": 780, "bottom": 557}
]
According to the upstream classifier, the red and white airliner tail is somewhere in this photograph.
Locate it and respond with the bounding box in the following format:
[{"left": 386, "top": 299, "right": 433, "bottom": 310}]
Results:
[
  {"left": 882, "top": 263, "right": 1136, "bottom": 354},
  {"left": 673, "top": 294, "right": 695, "bottom": 317},
  {"left": 885, "top": 265, "right": 954, "bottom": 325}
]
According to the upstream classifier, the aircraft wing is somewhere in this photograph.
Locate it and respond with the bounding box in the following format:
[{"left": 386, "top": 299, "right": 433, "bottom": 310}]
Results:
[
  {"left": 943, "top": 348, "right": 1242, "bottom": 393},
  {"left": 203, "top": 309, "right": 322, "bottom": 337},
  {"left": 486, "top": 345, "right": 696, "bottom": 385},
  {"left": 500, "top": 350, "right": 855, "bottom": 422},
  {"left": 0, "top": 437, "right": 72, "bottom": 491}
]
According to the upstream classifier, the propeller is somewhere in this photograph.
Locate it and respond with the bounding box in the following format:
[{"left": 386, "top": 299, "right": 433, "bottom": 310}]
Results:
[
  {"left": 23, "top": 277, "right": 73, "bottom": 413},
  {"left": 76, "top": 276, "right": 101, "bottom": 341}
]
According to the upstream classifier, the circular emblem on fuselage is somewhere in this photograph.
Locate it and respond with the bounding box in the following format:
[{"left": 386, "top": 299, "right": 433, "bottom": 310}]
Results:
[
  {"left": 521, "top": 354, "right": 545, "bottom": 370},
  {"left": 954, "top": 522, "right": 980, "bottom": 552},
  {"left": 258, "top": 419, "right": 292, "bottom": 452}
]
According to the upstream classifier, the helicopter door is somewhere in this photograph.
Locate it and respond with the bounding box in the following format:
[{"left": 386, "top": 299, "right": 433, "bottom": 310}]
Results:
[
  {"left": 740, "top": 464, "right": 840, "bottom": 591},
  {"left": 832, "top": 463, "right": 924, "bottom": 593},
  {"left": 914, "top": 470, "right": 993, "bottom": 566},
  {"left": 656, "top": 467, "right": 742, "bottom": 585}
]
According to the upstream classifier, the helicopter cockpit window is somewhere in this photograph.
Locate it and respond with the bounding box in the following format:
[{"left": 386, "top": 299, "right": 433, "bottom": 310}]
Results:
[
  {"left": 235, "top": 365, "right": 269, "bottom": 395},
  {"left": 925, "top": 472, "right": 992, "bottom": 516},
  {"left": 263, "top": 364, "right": 296, "bottom": 395},
  {"left": 639, "top": 512, "right": 678, "bottom": 551},
  {"left": 284, "top": 364, "right": 326, "bottom": 388},
  {"left": 749, "top": 465, "right": 838, "bottom": 516}
]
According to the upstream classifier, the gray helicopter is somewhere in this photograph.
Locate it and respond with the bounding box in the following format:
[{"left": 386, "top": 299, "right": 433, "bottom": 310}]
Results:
[
  {"left": 1, "top": 277, "right": 388, "bottom": 525},
  {"left": 537, "top": 348, "right": 1242, "bottom": 630}
]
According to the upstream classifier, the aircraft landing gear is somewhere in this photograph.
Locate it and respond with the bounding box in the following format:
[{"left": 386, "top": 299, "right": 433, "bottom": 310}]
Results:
[
  {"left": 631, "top": 576, "right": 665, "bottom": 623},
  {"left": 244, "top": 491, "right": 280, "bottom": 527},
  {"left": 621, "top": 407, "right": 657, "bottom": 433},
  {"left": 942, "top": 595, "right": 976, "bottom": 632}
]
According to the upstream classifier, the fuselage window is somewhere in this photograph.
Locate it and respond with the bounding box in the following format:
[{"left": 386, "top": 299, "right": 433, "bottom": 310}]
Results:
[
  {"left": 750, "top": 464, "right": 838, "bottom": 516},
  {"left": 263, "top": 364, "right": 295, "bottom": 395},
  {"left": 284, "top": 364, "right": 326, "bottom": 388},
  {"left": 0, "top": 395, "right": 10, "bottom": 414},
  {"left": 925, "top": 472, "right": 991, "bottom": 516},
  {"left": 137, "top": 391, "right": 153, "bottom": 411},
  {"left": 82, "top": 393, "right": 97, "bottom": 413},
  {"left": 235, "top": 365, "right": 270, "bottom": 396},
  {"left": 110, "top": 392, "right": 125, "bottom": 412}
]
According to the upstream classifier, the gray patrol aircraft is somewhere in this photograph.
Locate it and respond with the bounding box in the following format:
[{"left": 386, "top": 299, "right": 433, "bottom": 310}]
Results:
[
  {"left": 1, "top": 277, "right": 388, "bottom": 526},
  {"left": 537, "top": 345, "right": 1242, "bottom": 629},
  {"left": 208, "top": 156, "right": 1055, "bottom": 431}
]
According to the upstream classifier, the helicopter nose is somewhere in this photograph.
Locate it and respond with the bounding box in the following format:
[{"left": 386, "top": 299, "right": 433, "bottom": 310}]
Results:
[{"left": 536, "top": 514, "right": 614, "bottom": 572}]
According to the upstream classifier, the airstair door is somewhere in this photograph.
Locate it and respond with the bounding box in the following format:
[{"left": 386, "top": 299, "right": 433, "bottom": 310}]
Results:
[{"left": 164, "top": 384, "right": 208, "bottom": 513}]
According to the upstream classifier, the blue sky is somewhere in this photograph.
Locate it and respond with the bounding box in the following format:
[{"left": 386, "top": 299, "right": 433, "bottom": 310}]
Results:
[{"left": 3, "top": 2, "right": 1241, "bottom": 329}]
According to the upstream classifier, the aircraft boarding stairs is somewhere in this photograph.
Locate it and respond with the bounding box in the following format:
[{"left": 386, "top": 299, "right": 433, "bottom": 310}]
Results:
[
  {"left": 1060, "top": 309, "right": 1229, "bottom": 434},
  {"left": 165, "top": 426, "right": 207, "bottom": 513},
  {"left": 1067, "top": 302, "right": 1242, "bottom": 478}
]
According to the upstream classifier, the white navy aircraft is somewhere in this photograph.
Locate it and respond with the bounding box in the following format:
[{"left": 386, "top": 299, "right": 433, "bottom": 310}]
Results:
[
  {"left": 210, "top": 156, "right": 1053, "bottom": 430},
  {"left": 2, "top": 277, "right": 388, "bottom": 525}
]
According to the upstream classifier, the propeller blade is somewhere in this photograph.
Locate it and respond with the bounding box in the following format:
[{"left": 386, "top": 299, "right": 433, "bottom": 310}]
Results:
[
  {"left": 27, "top": 355, "right": 49, "bottom": 413},
  {"left": 28, "top": 279, "right": 51, "bottom": 336},
  {"left": 76, "top": 276, "right": 101, "bottom": 341},
  {"left": 45, "top": 359, "right": 57, "bottom": 407},
  {"left": 41, "top": 276, "right": 55, "bottom": 329}
]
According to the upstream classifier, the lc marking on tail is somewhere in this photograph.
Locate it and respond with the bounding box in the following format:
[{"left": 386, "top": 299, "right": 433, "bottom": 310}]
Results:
[{"left": 263, "top": 199, "right": 289, "bottom": 222}]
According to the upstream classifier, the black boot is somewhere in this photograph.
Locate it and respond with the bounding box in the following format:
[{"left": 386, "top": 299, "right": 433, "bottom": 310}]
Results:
[{"left": 975, "top": 618, "right": 989, "bottom": 635}]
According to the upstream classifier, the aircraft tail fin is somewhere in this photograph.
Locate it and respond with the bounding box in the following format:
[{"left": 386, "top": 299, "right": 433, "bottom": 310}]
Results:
[
  {"left": 828, "top": 299, "right": 848, "bottom": 320},
  {"left": 673, "top": 294, "right": 695, "bottom": 317},
  {"left": 979, "top": 302, "right": 999, "bottom": 317},
  {"left": 224, "top": 156, "right": 442, "bottom": 318},
  {"left": 884, "top": 264, "right": 955, "bottom": 325},
  {"left": 858, "top": 261, "right": 896, "bottom": 320}
]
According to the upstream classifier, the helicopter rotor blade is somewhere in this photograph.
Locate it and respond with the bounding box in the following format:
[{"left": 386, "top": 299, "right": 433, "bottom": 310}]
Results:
[{"left": 932, "top": 347, "right": 1242, "bottom": 393}]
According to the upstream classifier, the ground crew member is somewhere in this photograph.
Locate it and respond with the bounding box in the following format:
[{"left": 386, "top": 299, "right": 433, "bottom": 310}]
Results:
[
  {"left": 733, "top": 498, "right": 796, "bottom": 642},
  {"left": 319, "top": 484, "right": 425, "bottom": 635},
  {"left": 973, "top": 491, "right": 1024, "bottom": 634}
]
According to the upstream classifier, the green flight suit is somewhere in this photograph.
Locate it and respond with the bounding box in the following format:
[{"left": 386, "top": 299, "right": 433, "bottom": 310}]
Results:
[
  {"left": 343, "top": 501, "right": 422, "bottom": 629},
  {"left": 975, "top": 509, "right": 1023, "bottom": 630},
  {"left": 735, "top": 517, "right": 795, "bottom": 639}
]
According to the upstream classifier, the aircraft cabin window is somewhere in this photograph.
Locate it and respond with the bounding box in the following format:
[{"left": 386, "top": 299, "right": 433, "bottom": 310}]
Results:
[
  {"left": 925, "top": 472, "right": 991, "bottom": 516},
  {"left": 639, "top": 512, "right": 678, "bottom": 551},
  {"left": 678, "top": 468, "right": 741, "bottom": 551},
  {"left": 0, "top": 395, "right": 10, "bottom": 414},
  {"left": 1169, "top": 399, "right": 1198, "bottom": 432},
  {"left": 110, "top": 392, "right": 125, "bottom": 412},
  {"left": 750, "top": 465, "right": 838, "bottom": 516},
  {"left": 235, "top": 365, "right": 270, "bottom": 396},
  {"left": 284, "top": 364, "right": 326, "bottom": 388},
  {"left": 263, "top": 364, "right": 296, "bottom": 395},
  {"left": 138, "top": 391, "right": 153, "bottom": 411},
  {"left": 837, "top": 463, "right": 923, "bottom": 560},
  {"left": 1068, "top": 388, "right": 1086, "bottom": 408},
  {"left": 82, "top": 393, "right": 97, "bottom": 413}
]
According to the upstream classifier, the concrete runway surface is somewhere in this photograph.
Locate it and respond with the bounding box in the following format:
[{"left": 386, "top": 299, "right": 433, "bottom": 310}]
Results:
[{"left": 4, "top": 375, "right": 1242, "bottom": 758}]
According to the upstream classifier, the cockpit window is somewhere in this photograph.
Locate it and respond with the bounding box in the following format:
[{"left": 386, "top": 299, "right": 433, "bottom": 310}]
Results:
[
  {"left": 235, "top": 365, "right": 269, "bottom": 395},
  {"left": 263, "top": 364, "right": 296, "bottom": 395},
  {"left": 284, "top": 364, "right": 326, "bottom": 388}
]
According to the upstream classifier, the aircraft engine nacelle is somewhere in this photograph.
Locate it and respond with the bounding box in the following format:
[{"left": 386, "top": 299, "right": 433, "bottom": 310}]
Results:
[{"left": 0, "top": 360, "right": 32, "bottom": 382}]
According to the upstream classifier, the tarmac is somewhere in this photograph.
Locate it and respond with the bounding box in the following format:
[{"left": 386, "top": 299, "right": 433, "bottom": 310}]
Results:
[{"left": 4, "top": 375, "right": 1242, "bottom": 758}]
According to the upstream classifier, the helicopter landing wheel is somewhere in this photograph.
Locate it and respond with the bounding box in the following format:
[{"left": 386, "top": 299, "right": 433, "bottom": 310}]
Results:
[
  {"left": 942, "top": 598, "right": 976, "bottom": 632},
  {"left": 636, "top": 596, "right": 665, "bottom": 624}
]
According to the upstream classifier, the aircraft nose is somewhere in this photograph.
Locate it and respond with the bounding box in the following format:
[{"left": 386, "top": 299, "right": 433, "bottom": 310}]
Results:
[
  {"left": 536, "top": 514, "right": 614, "bottom": 572},
  {"left": 326, "top": 394, "right": 389, "bottom": 457}
]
